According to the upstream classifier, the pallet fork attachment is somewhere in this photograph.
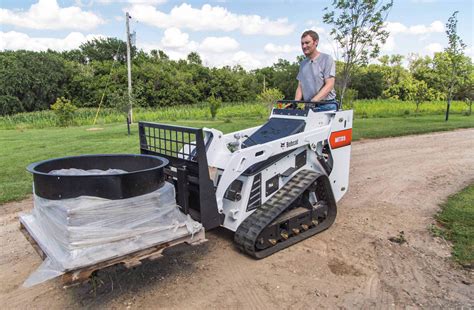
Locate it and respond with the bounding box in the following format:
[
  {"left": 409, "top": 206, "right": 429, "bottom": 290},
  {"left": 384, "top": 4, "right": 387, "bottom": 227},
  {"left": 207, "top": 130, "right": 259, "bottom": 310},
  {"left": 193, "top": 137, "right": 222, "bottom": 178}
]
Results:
[{"left": 139, "top": 121, "right": 222, "bottom": 230}]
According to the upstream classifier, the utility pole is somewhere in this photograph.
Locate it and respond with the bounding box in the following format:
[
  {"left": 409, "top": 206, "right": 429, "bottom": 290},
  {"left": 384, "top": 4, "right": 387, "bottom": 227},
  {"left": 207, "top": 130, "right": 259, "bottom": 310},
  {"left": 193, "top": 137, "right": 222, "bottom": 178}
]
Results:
[{"left": 125, "top": 12, "right": 133, "bottom": 130}]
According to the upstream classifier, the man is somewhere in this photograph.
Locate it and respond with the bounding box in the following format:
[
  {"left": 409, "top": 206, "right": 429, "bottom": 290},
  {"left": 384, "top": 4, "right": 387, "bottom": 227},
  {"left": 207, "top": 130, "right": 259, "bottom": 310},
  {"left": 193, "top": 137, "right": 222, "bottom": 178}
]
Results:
[{"left": 295, "top": 30, "right": 338, "bottom": 111}]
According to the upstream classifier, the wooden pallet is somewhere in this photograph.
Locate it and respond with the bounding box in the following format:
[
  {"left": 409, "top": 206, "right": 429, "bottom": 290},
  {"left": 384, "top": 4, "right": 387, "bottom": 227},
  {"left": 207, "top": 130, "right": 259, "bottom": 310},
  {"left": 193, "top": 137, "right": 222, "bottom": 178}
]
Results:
[{"left": 20, "top": 222, "right": 206, "bottom": 286}]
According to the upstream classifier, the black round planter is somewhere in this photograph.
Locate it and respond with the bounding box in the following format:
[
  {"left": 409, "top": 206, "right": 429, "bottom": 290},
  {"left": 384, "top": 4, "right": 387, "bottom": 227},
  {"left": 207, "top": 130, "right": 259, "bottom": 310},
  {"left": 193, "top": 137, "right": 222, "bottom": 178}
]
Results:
[{"left": 27, "top": 154, "right": 169, "bottom": 200}]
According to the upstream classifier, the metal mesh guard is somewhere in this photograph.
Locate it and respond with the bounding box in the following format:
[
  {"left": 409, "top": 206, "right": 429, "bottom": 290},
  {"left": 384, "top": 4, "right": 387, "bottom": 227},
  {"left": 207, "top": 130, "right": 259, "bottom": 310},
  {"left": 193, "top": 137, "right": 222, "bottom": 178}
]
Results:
[{"left": 139, "top": 122, "right": 200, "bottom": 162}]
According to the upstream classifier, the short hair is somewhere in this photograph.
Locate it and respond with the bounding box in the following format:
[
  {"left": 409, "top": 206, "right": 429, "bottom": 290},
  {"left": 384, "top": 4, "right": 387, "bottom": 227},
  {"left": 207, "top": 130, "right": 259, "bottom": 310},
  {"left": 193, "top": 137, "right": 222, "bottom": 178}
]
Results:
[{"left": 301, "top": 30, "right": 319, "bottom": 41}]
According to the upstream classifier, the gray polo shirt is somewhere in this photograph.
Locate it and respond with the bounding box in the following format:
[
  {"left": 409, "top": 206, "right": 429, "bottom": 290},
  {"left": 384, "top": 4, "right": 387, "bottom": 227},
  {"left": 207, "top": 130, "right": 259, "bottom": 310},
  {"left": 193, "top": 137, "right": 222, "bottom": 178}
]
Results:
[{"left": 296, "top": 52, "right": 336, "bottom": 101}]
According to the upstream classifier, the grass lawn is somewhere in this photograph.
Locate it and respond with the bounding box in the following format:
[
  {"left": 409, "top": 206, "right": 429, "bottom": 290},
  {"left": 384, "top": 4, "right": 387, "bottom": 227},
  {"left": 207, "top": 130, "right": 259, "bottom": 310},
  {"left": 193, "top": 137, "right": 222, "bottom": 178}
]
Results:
[
  {"left": 352, "top": 114, "right": 474, "bottom": 140},
  {"left": 1, "top": 113, "right": 473, "bottom": 204},
  {"left": 0, "top": 118, "right": 262, "bottom": 204},
  {"left": 434, "top": 184, "right": 474, "bottom": 268}
]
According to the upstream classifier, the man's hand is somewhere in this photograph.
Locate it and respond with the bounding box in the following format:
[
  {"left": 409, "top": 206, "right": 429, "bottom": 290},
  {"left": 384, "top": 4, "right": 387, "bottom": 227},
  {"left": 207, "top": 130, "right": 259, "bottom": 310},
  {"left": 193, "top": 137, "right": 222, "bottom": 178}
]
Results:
[{"left": 284, "top": 102, "right": 297, "bottom": 109}]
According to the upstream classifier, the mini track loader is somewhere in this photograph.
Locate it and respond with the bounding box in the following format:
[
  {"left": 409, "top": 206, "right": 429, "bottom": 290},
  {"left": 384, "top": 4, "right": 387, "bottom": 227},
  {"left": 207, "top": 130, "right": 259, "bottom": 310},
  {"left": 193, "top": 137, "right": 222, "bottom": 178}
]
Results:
[
  {"left": 21, "top": 100, "right": 352, "bottom": 286},
  {"left": 140, "top": 100, "right": 353, "bottom": 258}
]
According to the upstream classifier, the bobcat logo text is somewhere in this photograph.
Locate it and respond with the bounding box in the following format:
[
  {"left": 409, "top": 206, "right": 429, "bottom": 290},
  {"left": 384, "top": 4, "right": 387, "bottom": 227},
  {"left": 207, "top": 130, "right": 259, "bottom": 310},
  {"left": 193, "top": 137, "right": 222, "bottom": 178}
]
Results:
[{"left": 280, "top": 139, "right": 298, "bottom": 149}]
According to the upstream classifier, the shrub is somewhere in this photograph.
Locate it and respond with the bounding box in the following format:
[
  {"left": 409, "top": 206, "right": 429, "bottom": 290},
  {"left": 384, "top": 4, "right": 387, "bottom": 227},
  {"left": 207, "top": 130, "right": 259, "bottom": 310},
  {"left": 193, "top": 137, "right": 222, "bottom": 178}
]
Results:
[
  {"left": 207, "top": 95, "right": 222, "bottom": 120},
  {"left": 465, "top": 98, "right": 472, "bottom": 116},
  {"left": 412, "top": 80, "right": 432, "bottom": 115},
  {"left": 51, "top": 97, "right": 77, "bottom": 126},
  {"left": 257, "top": 88, "right": 284, "bottom": 111},
  {"left": 340, "top": 88, "right": 358, "bottom": 109},
  {"left": 0, "top": 95, "right": 24, "bottom": 116}
]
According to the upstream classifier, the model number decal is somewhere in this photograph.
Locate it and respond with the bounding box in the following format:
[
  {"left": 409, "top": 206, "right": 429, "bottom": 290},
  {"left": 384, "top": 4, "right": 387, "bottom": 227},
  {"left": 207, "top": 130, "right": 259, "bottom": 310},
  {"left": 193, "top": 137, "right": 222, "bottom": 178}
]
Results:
[{"left": 330, "top": 129, "right": 352, "bottom": 149}]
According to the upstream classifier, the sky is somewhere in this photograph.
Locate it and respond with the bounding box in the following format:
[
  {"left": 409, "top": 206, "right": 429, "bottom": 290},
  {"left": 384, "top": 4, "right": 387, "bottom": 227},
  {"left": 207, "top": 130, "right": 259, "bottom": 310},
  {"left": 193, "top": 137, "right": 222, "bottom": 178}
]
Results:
[{"left": 1, "top": 0, "right": 473, "bottom": 69}]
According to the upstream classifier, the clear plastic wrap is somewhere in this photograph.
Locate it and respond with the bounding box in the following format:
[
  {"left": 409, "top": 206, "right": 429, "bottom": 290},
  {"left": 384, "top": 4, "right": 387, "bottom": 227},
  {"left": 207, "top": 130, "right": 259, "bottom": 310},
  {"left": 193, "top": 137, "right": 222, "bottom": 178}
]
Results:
[
  {"left": 20, "top": 181, "right": 203, "bottom": 287},
  {"left": 48, "top": 168, "right": 128, "bottom": 175}
]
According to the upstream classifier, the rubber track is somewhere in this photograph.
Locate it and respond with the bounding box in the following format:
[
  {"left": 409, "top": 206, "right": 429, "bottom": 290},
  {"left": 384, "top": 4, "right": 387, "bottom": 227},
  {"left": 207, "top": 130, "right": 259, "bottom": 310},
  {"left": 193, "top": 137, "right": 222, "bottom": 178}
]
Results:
[{"left": 234, "top": 169, "right": 337, "bottom": 259}]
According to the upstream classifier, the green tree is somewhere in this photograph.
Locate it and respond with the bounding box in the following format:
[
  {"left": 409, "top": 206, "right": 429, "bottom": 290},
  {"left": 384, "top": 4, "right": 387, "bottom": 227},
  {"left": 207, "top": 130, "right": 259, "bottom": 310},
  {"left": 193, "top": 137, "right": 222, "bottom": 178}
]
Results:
[
  {"left": 0, "top": 95, "right": 23, "bottom": 116},
  {"left": 63, "top": 60, "right": 101, "bottom": 107},
  {"left": 254, "top": 59, "right": 299, "bottom": 100},
  {"left": 376, "top": 55, "right": 444, "bottom": 102},
  {"left": 257, "top": 88, "right": 284, "bottom": 111},
  {"left": 444, "top": 11, "right": 467, "bottom": 121},
  {"left": 409, "top": 53, "right": 472, "bottom": 101},
  {"left": 79, "top": 38, "right": 135, "bottom": 63},
  {"left": 412, "top": 80, "right": 431, "bottom": 115},
  {"left": 187, "top": 52, "right": 202, "bottom": 65},
  {"left": 254, "top": 67, "right": 275, "bottom": 93},
  {"left": 61, "top": 49, "right": 85, "bottom": 63},
  {"left": 323, "top": 0, "right": 393, "bottom": 106},
  {"left": 464, "top": 98, "right": 472, "bottom": 116},
  {"left": 456, "top": 69, "right": 473, "bottom": 102},
  {"left": 51, "top": 97, "right": 77, "bottom": 126},
  {"left": 209, "top": 67, "right": 250, "bottom": 102},
  {"left": 409, "top": 55, "right": 441, "bottom": 93},
  {"left": 0, "top": 50, "right": 70, "bottom": 112},
  {"left": 271, "top": 59, "right": 299, "bottom": 99},
  {"left": 382, "top": 74, "right": 416, "bottom": 101},
  {"left": 433, "top": 52, "right": 472, "bottom": 100},
  {"left": 350, "top": 65, "right": 384, "bottom": 99},
  {"left": 150, "top": 49, "right": 169, "bottom": 61}
]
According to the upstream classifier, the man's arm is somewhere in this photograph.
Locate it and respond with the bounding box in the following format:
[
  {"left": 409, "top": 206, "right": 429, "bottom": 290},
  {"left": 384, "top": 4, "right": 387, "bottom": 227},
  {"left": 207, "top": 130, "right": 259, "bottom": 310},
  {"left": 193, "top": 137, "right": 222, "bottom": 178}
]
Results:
[
  {"left": 294, "top": 82, "right": 303, "bottom": 100},
  {"left": 311, "top": 77, "right": 335, "bottom": 102}
]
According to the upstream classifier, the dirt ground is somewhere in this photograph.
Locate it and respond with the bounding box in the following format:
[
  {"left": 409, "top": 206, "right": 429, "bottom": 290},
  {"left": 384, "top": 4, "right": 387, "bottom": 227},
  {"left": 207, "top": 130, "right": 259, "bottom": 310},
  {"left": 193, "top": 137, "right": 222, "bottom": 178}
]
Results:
[{"left": 1, "top": 129, "right": 473, "bottom": 309}]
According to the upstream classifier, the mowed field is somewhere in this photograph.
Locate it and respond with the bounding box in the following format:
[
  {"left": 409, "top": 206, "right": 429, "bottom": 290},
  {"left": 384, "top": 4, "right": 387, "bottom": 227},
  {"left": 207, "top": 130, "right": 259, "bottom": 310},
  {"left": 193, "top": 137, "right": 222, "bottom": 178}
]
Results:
[{"left": 1, "top": 100, "right": 473, "bottom": 204}]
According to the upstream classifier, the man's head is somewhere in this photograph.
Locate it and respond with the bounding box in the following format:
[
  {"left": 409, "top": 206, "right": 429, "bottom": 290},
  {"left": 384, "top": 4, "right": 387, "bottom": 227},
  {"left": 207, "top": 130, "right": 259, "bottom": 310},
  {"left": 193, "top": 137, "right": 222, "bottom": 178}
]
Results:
[{"left": 300, "top": 30, "right": 319, "bottom": 58}]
